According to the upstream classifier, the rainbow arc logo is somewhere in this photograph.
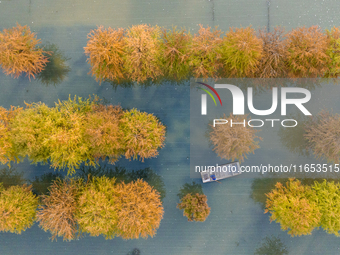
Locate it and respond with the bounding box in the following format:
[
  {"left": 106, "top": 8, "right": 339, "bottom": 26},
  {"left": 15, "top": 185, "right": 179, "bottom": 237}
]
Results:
[{"left": 196, "top": 82, "right": 222, "bottom": 115}]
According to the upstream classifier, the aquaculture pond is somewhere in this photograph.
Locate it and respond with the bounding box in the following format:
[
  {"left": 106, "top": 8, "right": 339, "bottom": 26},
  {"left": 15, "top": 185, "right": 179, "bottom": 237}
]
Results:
[{"left": 1, "top": 1, "right": 340, "bottom": 255}]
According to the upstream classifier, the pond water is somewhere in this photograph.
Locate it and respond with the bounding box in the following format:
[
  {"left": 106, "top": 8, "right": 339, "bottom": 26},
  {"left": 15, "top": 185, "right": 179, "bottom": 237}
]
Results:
[{"left": 1, "top": 1, "right": 340, "bottom": 254}]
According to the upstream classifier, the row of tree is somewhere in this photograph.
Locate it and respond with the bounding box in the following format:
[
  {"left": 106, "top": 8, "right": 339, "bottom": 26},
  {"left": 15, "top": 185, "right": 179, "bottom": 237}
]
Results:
[
  {"left": 2, "top": 24, "right": 340, "bottom": 83},
  {"left": 0, "top": 96, "right": 166, "bottom": 174},
  {"left": 0, "top": 176, "right": 163, "bottom": 241},
  {"left": 84, "top": 25, "right": 340, "bottom": 83},
  {"left": 265, "top": 178, "right": 340, "bottom": 237},
  {"left": 0, "top": 168, "right": 210, "bottom": 241}
]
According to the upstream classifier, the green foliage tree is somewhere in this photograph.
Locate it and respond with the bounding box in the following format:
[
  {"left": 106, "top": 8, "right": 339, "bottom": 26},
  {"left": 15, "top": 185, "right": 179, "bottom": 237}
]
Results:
[
  {"left": 311, "top": 180, "right": 340, "bottom": 236},
  {"left": 4, "top": 96, "right": 166, "bottom": 174},
  {"left": 37, "top": 178, "right": 83, "bottom": 241},
  {"left": 251, "top": 178, "right": 289, "bottom": 209},
  {"left": 0, "top": 183, "right": 38, "bottom": 234},
  {"left": 221, "top": 27, "right": 263, "bottom": 77},
  {"left": 119, "top": 108, "right": 166, "bottom": 161},
  {"left": 265, "top": 178, "right": 321, "bottom": 236},
  {"left": 76, "top": 176, "right": 164, "bottom": 240}
]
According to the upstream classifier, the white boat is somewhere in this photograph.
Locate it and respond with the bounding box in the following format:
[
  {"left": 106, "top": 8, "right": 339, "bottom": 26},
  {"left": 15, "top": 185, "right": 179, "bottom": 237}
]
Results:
[{"left": 200, "top": 161, "right": 241, "bottom": 183}]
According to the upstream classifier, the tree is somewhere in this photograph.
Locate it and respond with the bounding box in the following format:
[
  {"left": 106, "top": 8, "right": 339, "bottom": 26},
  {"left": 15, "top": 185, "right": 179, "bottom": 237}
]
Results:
[
  {"left": 325, "top": 26, "right": 340, "bottom": 78},
  {"left": 160, "top": 27, "right": 191, "bottom": 81},
  {"left": 84, "top": 104, "right": 124, "bottom": 164},
  {"left": 209, "top": 113, "right": 261, "bottom": 163},
  {"left": 0, "top": 24, "right": 49, "bottom": 79},
  {"left": 312, "top": 180, "right": 340, "bottom": 236},
  {"left": 115, "top": 179, "right": 164, "bottom": 239},
  {"left": 84, "top": 26, "right": 126, "bottom": 84},
  {"left": 257, "top": 27, "right": 287, "bottom": 78},
  {"left": 119, "top": 108, "right": 166, "bottom": 161},
  {"left": 78, "top": 166, "right": 166, "bottom": 200},
  {"left": 0, "top": 106, "right": 22, "bottom": 165},
  {"left": 10, "top": 96, "right": 96, "bottom": 174},
  {"left": 304, "top": 111, "right": 340, "bottom": 164},
  {"left": 189, "top": 25, "right": 222, "bottom": 79},
  {"left": 285, "top": 26, "right": 330, "bottom": 78},
  {"left": 221, "top": 27, "right": 263, "bottom": 77},
  {"left": 265, "top": 178, "right": 321, "bottom": 236},
  {"left": 37, "top": 178, "right": 83, "bottom": 241},
  {"left": 124, "top": 24, "right": 163, "bottom": 83},
  {"left": 0, "top": 183, "right": 38, "bottom": 234},
  {"left": 76, "top": 176, "right": 119, "bottom": 239},
  {"left": 177, "top": 181, "right": 203, "bottom": 199},
  {"left": 177, "top": 193, "right": 210, "bottom": 222}
]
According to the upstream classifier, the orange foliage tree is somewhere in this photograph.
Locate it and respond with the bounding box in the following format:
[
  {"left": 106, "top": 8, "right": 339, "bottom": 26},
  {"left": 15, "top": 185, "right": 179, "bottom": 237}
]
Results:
[
  {"left": 37, "top": 178, "right": 83, "bottom": 241},
  {"left": 84, "top": 104, "right": 125, "bottom": 164},
  {"left": 285, "top": 26, "right": 330, "bottom": 77},
  {"left": 160, "top": 27, "right": 192, "bottom": 81},
  {"left": 304, "top": 111, "right": 340, "bottom": 164},
  {"left": 257, "top": 27, "right": 288, "bottom": 78},
  {"left": 84, "top": 26, "right": 126, "bottom": 84},
  {"left": 0, "top": 24, "right": 49, "bottom": 79},
  {"left": 115, "top": 179, "right": 164, "bottom": 239},
  {"left": 209, "top": 114, "right": 261, "bottom": 163},
  {"left": 124, "top": 24, "right": 163, "bottom": 83}
]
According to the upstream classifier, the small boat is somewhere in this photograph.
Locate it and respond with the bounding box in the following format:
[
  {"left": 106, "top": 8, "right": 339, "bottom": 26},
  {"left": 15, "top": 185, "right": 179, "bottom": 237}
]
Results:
[{"left": 200, "top": 161, "right": 241, "bottom": 183}]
